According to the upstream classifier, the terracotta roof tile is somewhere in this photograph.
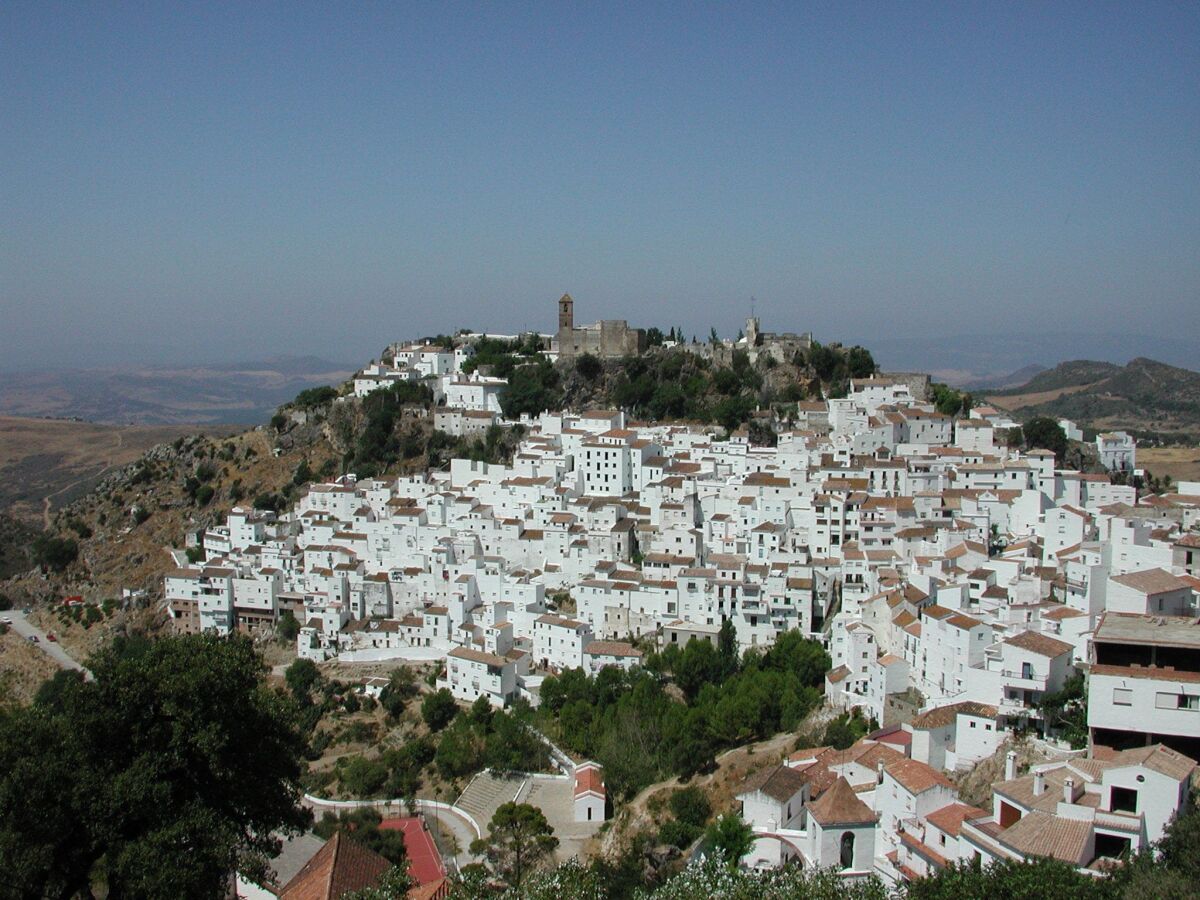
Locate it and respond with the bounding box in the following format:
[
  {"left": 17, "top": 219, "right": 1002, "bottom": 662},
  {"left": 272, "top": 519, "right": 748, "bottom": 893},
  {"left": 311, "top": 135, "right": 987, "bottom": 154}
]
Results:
[
  {"left": 1006, "top": 630, "right": 1073, "bottom": 658},
  {"left": 925, "top": 802, "right": 988, "bottom": 837},
  {"left": 806, "top": 776, "right": 877, "bottom": 827},
  {"left": 280, "top": 832, "right": 392, "bottom": 900},
  {"left": 884, "top": 758, "right": 956, "bottom": 794}
]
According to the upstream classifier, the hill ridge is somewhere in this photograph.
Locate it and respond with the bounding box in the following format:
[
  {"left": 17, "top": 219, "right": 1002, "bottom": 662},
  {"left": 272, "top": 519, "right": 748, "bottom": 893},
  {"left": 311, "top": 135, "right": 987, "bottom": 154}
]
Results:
[{"left": 988, "top": 356, "right": 1200, "bottom": 440}]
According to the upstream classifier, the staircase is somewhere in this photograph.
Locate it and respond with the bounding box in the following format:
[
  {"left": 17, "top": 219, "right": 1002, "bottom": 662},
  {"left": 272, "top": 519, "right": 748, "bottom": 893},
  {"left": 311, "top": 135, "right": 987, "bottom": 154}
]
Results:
[{"left": 456, "top": 772, "right": 525, "bottom": 826}]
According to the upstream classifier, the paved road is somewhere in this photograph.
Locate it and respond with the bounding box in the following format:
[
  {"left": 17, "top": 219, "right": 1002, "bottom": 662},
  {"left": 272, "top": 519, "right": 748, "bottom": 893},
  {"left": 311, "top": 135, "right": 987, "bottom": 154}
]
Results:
[
  {"left": 418, "top": 802, "right": 481, "bottom": 874},
  {"left": 3, "top": 610, "right": 92, "bottom": 678}
]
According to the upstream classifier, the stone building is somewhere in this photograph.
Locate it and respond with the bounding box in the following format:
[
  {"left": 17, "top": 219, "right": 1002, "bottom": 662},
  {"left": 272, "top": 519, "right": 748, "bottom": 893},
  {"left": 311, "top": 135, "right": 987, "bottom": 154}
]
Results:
[
  {"left": 742, "top": 316, "right": 814, "bottom": 364},
  {"left": 688, "top": 315, "right": 814, "bottom": 367},
  {"left": 554, "top": 294, "right": 647, "bottom": 359}
]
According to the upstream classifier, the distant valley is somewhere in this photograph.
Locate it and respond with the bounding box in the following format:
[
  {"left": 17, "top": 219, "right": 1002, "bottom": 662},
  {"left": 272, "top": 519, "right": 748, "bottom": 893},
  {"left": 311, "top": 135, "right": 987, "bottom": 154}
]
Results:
[
  {"left": 0, "top": 416, "right": 238, "bottom": 524},
  {"left": 0, "top": 355, "right": 354, "bottom": 426}
]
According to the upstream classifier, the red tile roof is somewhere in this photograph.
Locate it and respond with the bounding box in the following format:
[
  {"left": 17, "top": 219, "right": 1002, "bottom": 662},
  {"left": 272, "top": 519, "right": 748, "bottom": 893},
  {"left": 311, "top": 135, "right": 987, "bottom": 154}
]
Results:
[
  {"left": 925, "top": 802, "right": 989, "bottom": 837},
  {"left": 279, "top": 832, "right": 392, "bottom": 900},
  {"left": 806, "top": 776, "right": 877, "bottom": 827}
]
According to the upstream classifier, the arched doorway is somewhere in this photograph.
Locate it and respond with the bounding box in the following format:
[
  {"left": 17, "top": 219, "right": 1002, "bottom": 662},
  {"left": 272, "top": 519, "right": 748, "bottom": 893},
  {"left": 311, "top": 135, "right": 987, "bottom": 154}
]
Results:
[{"left": 840, "top": 831, "right": 855, "bottom": 868}]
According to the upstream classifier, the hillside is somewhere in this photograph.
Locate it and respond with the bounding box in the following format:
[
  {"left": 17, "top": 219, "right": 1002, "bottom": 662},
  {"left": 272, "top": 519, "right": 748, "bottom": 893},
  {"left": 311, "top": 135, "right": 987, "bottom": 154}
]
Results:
[
  {"left": 0, "top": 416, "right": 237, "bottom": 524},
  {"left": 0, "top": 418, "right": 339, "bottom": 609},
  {"left": 988, "top": 357, "right": 1200, "bottom": 441},
  {"left": 990, "top": 360, "right": 1124, "bottom": 396}
]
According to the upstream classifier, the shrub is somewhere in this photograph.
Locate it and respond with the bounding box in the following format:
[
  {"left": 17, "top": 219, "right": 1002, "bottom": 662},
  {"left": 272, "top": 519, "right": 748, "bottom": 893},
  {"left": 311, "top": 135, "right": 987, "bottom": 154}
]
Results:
[
  {"left": 292, "top": 386, "right": 338, "bottom": 409},
  {"left": 33, "top": 535, "right": 78, "bottom": 572},
  {"left": 668, "top": 786, "right": 711, "bottom": 830},
  {"left": 421, "top": 689, "right": 458, "bottom": 732}
]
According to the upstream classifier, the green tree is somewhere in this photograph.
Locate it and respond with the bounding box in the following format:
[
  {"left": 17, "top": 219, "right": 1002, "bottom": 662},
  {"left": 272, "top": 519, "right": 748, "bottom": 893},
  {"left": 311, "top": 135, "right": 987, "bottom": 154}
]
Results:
[
  {"left": 341, "top": 864, "right": 415, "bottom": 900},
  {"left": 763, "top": 630, "right": 831, "bottom": 685},
  {"left": 32, "top": 534, "right": 79, "bottom": 572},
  {"left": 1036, "top": 673, "right": 1088, "bottom": 749},
  {"left": 1154, "top": 798, "right": 1200, "bottom": 884},
  {"left": 470, "top": 801, "right": 559, "bottom": 888},
  {"left": 381, "top": 666, "right": 419, "bottom": 719},
  {"left": 1023, "top": 416, "right": 1068, "bottom": 460},
  {"left": 435, "top": 716, "right": 485, "bottom": 780},
  {"left": 0, "top": 633, "right": 309, "bottom": 898},
  {"left": 277, "top": 609, "right": 301, "bottom": 641},
  {"left": 673, "top": 637, "right": 723, "bottom": 701},
  {"left": 292, "top": 385, "right": 338, "bottom": 409},
  {"left": 337, "top": 755, "right": 390, "bottom": 797},
  {"left": 845, "top": 346, "right": 877, "bottom": 379},
  {"left": 930, "top": 383, "right": 970, "bottom": 417},
  {"left": 314, "top": 808, "right": 411, "bottom": 867},
  {"left": 905, "top": 856, "right": 1117, "bottom": 900},
  {"left": 717, "top": 618, "right": 739, "bottom": 677},
  {"left": 500, "top": 358, "right": 562, "bottom": 418},
  {"left": 421, "top": 688, "right": 459, "bottom": 731},
  {"left": 824, "top": 710, "right": 875, "bottom": 750},
  {"left": 484, "top": 711, "right": 550, "bottom": 774},
  {"left": 285, "top": 657, "right": 322, "bottom": 700},
  {"left": 575, "top": 353, "right": 603, "bottom": 381},
  {"left": 704, "top": 814, "right": 754, "bottom": 868},
  {"left": 470, "top": 694, "right": 495, "bottom": 727}
]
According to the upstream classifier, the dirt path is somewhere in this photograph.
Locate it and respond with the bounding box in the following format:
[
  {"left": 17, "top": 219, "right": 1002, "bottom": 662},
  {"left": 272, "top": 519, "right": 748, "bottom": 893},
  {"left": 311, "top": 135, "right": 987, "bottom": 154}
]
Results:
[{"left": 41, "top": 432, "right": 124, "bottom": 528}]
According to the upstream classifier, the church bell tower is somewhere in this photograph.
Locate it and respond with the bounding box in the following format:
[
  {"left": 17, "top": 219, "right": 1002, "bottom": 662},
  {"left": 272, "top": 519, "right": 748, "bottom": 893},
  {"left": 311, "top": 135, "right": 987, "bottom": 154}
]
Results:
[{"left": 558, "top": 293, "right": 574, "bottom": 332}]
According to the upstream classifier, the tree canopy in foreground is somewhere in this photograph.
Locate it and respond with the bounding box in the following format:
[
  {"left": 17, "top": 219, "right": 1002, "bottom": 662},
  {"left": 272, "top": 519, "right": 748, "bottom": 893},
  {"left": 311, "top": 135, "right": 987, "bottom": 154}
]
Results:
[{"left": 0, "top": 633, "right": 309, "bottom": 899}]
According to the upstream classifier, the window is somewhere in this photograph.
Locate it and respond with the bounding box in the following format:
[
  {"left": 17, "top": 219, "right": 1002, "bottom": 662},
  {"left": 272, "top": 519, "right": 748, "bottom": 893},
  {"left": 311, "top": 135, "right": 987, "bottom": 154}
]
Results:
[
  {"left": 1178, "top": 694, "right": 1199, "bottom": 711},
  {"left": 1113, "top": 688, "right": 1133, "bottom": 706},
  {"left": 1110, "top": 786, "right": 1138, "bottom": 813}
]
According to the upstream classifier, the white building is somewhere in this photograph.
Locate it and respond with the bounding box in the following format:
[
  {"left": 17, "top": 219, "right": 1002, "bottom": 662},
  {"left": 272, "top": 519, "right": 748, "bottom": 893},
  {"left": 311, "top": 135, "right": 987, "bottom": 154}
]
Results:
[
  {"left": 1096, "top": 432, "right": 1136, "bottom": 473},
  {"left": 444, "top": 646, "right": 518, "bottom": 707}
]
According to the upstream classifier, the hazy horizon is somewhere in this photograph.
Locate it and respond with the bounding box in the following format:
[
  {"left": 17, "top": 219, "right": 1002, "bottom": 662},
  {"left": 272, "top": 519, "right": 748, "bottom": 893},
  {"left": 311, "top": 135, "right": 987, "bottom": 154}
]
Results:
[{"left": 3, "top": 4, "right": 1198, "bottom": 372}]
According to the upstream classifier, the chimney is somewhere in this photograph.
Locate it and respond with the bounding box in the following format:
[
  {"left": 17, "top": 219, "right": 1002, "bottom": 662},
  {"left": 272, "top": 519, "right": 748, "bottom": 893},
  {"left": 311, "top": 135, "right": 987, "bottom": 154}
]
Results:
[
  {"left": 877, "top": 761, "right": 886, "bottom": 784},
  {"left": 1033, "top": 771, "right": 1046, "bottom": 796},
  {"left": 1005, "top": 751, "right": 1017, "bottom": 781},
  {"left": 1064, "top": 777, "right": 1076, "bottom": 804}
]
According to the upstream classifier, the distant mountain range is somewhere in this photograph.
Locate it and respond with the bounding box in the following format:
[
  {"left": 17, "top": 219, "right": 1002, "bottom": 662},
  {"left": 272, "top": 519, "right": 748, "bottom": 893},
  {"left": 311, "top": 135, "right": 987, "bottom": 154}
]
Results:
[
  {"left": 986, "top": 357, "right": 1200, "bottom": 440},
  {"left": 0, "top": 356, "right": 354, "bottom": 425},
  {"left": 869, "top": 331, "right": 1196, "bottom": 388},
  {"left": 956, "top": 364, "right": 1048, "bottom": 392}
]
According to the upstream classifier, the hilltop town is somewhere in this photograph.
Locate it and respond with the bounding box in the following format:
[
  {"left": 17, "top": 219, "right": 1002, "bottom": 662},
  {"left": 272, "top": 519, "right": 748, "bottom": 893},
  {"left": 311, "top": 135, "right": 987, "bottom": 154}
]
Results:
[{"left": 145, "top": 296, "right": 1200, "bottom": 892}]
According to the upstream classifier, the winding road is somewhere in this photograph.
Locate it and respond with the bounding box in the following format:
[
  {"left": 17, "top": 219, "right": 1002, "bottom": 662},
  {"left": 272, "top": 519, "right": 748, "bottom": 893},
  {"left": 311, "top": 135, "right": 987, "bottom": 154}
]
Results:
[{"left": 3, "top": 609, "right": 92, "bottom": 678}]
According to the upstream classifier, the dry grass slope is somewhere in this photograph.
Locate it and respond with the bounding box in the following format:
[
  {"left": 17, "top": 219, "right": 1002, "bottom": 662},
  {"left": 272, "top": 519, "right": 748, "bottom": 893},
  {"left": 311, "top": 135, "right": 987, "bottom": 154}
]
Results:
[{"left": 0, "top": 416, "right": 235, "bottom": 523}]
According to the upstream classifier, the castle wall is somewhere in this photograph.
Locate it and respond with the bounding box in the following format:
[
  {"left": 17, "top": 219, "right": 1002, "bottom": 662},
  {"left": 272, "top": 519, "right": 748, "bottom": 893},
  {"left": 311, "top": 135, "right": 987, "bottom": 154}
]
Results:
[{"left": 557, "top": 320, "right": 647, "bottom": 359}]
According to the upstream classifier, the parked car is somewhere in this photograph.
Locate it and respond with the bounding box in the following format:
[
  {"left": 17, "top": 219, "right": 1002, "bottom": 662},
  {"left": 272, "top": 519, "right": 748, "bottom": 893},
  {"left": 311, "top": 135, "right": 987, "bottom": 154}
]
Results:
[
  {"left": 22, "top": 607, "right": 32, "bottom": 614},
  {"left": 46, "top": 633, "right": 57, "bottom": 642},
  {"left": 27, "top": 635, "right": 38, "bottom": 643},
  {"left": 0, "top": 617, "right": 11, "bottom": 625}
]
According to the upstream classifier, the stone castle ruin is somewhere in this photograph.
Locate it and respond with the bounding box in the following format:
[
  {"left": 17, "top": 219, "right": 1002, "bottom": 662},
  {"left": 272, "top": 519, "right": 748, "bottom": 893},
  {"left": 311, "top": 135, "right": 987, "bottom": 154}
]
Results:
[{"left": 554, "top": 294, "right": 648, "bottom": 359}]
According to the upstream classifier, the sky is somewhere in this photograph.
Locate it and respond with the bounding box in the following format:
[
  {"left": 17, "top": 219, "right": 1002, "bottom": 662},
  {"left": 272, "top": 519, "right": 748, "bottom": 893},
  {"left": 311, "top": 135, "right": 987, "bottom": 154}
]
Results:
[{"left": 2, "top": 2, "right": 1198, "bottom": 371}]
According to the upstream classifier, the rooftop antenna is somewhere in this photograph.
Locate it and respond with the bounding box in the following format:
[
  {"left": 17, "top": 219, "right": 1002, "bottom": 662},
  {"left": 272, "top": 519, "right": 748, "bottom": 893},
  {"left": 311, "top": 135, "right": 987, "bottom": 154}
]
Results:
[{"left": 750, "top": 296, "right": 756, "bottom": 319}]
